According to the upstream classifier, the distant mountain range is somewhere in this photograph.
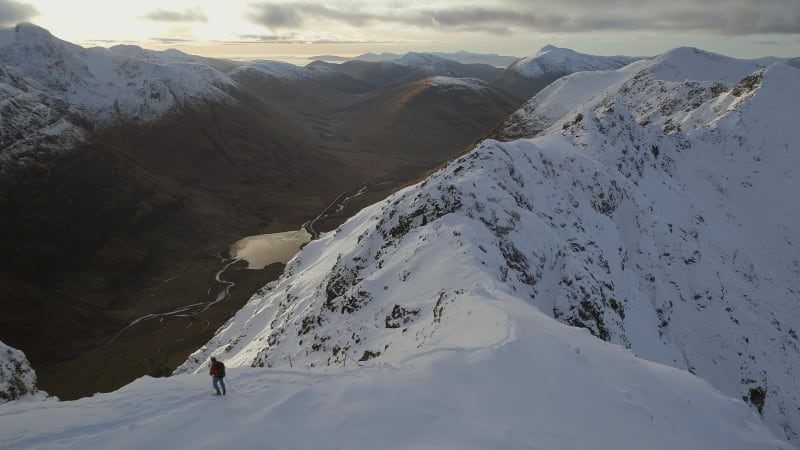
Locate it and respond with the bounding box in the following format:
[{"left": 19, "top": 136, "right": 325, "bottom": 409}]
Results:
[{"left": 310, "top": 50, "right": 520, "bottom": 67}]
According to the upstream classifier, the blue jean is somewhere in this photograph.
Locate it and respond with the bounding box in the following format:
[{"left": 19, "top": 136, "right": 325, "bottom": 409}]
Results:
[{"left": 213, "top": 376, "right": 226, "bottom": 394}]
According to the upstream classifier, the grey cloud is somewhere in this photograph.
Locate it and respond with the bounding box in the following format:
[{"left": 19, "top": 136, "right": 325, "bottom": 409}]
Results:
[
  {"left": 141, "top": 8, "right": 208, "bottom": 23},
  {"left": 0, "top": 0, "right": 36, "bottom": 26},
  {"left": 247, "top": 2, "right": 527, "bottom": 34},
  {"left": 647, "top": 2, "right": 800, "bottom": 35},
  {"left": 426, "top": 8, "right": 565, "bottom": 30},
  {"left": 512, "top": 0, "right": 800, "bottom": 34},
  {"left": 246, "top": 0, "right": 800, "bottom": 35},
  {"left": 248, "top": 3, "right": 304, "bottom": 28}
]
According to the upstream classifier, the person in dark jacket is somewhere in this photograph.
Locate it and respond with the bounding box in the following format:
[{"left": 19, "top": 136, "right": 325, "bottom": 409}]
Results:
[{"left": 209, "top": 356, "right": 226, "bottom": 396}]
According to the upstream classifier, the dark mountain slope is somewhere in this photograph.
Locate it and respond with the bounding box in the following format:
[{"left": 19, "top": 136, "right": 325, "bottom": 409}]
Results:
[
  {"left": 0, "top": 96, "right": 356, "bottom": 398},
  {"left": 338, "top": 77, "right": 521, "bottom": 167}
]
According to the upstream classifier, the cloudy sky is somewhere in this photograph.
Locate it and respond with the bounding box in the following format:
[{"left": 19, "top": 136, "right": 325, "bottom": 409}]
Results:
[{"left": 1, "top": 0, "right": 798, "bottom": 61}]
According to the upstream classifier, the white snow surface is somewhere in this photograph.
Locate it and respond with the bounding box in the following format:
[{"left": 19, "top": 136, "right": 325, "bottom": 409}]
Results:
[
  {"left": 0, "top": 341, "right": 39, "bottom": 403},
  {"left": 508, "top": 44, "right": 639, "bottom": 78},
  {"left": 1, "top": 294, "right": 793, "bottom": 449},
  {"left": 0, "top": 24, "right": 236, "bottom": 123}
]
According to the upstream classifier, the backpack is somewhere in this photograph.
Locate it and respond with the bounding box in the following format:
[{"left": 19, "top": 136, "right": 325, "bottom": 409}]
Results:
[{"left": 215, "top": 361, "right": 226, "bottom": 378}]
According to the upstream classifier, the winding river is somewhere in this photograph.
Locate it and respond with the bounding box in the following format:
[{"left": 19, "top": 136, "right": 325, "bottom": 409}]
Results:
[{"left": 107, "top": 183, "right": 371, "bottom": 345}]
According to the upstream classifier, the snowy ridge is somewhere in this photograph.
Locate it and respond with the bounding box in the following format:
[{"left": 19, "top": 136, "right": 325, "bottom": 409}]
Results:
[
  {"left": 499, "top": 47, "right": 766, "bottom": 139},
  {"left": 0, "top": 24, "right": 239, "bottom": 163},
  {"left": 0, "top": 341, "right": 39, "bottom": 403},
  {"left": 0, "top": 24, "right": 236, "bottom": 122},
  {"left": 648, "top": 46, "right": 766, "bottom": 83},
  {"left": 391, "top": 52, "right": 451, "bottom": 69},
  {"left": 180, "top": 49, "right": 800, "bottom": 444},
  {"left": 424, "top": 76, "right": 488, "bottom": 90},
  {"left": 509, "top": 44, "right": 638, "bottom": 78}
]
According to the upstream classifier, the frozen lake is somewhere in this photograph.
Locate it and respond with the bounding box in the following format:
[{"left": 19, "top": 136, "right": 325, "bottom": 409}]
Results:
[{"left": 230, "top": 229, "right": 312, "bottom": 269}]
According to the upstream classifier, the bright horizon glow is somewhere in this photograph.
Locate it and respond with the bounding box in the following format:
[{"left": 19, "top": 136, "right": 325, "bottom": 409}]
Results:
[{"left": 3, "top": 0, "right": 799, "bottom": 64}]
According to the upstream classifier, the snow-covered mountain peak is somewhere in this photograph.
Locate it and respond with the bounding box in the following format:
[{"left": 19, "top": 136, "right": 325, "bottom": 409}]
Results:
[
  {"left": 497, "top": 45, "right": 773, "bottom": 141},
  {"left": 533, "top": 44, "right": 584, "bottom": 61},
  {"left": 538, "top": 44, "right": 559, "bottom": 53},
  {"left": 647, "top": 46, "right": 765, "bottom": 83},
  {"left": 0, "top": 24, "right": 91, "bottom": 91},
  {"left": 509, "top": 45, "right": 638, "bottom": 78},
  {"left": 10, "top": 22, "right": 57, "bottom": 43},
  {"left": 393, "top": 52, "right": 450, "bottom": 68},
  {"left": 0, "top": 25, "right": 244, "bottom": 164},
  {"left": 1, "top": 25, "right": 238, "bottom": 111}
]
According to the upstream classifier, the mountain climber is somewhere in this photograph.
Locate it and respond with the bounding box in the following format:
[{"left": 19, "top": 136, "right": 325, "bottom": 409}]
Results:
[{"left": 209, "top": 356, "right": 226, "bottom": 396}]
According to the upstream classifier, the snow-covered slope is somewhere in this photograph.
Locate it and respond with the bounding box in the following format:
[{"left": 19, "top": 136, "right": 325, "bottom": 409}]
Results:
[
  {"left": 424, "top": 75, "right": 489, "bottom": 91},
  {"left": 0, "top": 341, "right": 39, "bottom": 403},
  {"left": 0, "top": 24, "right": 236, "bottom": 122},
  {"left": 0, "top": 62, "right": 88, "bottom": 160},
  {"left": 498, "top": 47, "right": 767, "bottom": 139},
  {"left": 0, "top": 23, "right": 238, "bottom": 163},
  {"left": 491, "top": 45, "right": 640, "bottom": 101},
  {"left": 2, "top": 302, "right": 793, "bottom": 449},
  {"left": 508, "top": 44, "right": 638, "bottom": 78},
  {"left": 179, "top": 48, "right": 800, "bottom": 444}
]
